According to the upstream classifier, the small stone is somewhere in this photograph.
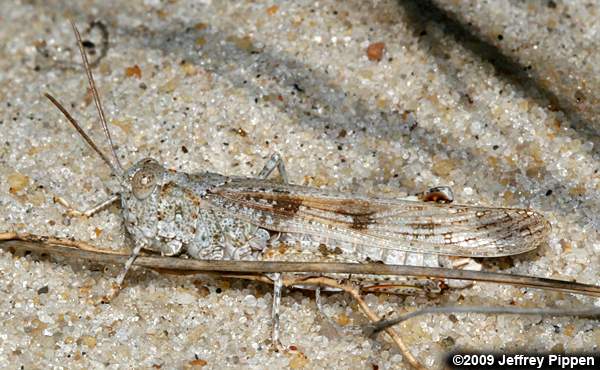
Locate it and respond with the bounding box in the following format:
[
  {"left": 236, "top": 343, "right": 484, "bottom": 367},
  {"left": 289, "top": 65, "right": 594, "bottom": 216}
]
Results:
[
  {"left": 8, "top": 171, "right": 29, "bottom": 193},
  {"left": 194, "top": 22, "right": 207, "bottom": 31},
  {"left": 560, "top": 239, "right": 572, "bottom": 253},
  {"left": 181, "top": 62, "right": 198, "bottom": 76},
  {"left": 318, "top": 318, "right": 340, "bottom": 340},
  {"left": 186, "top": 359, "right": 207, "bottom": 368},
  {"left": 125, "top": 65, "right": 142, "bottom": 79},
  {"left": 195, "top": 36, "right": 206, "bottom": 47},
  {"left": 173, "top": 291, "right": 196, "bottom": 305},
  {"left": 80, "top": 335, "right": 97, "bottom": 348},
  {"left": 564, "top": 324, "right": 575, "bottom": 337},
  {"left": 227, "top": 35, "right": 254, "bottom": 52},
  {"left": 37, "top": 285, "right": 49, "bottom": 295},
  {"left": 551, "top": 343, "right": 564, "bottom": 352},
  {"left": 366, "top": 42, "right": 385, "bottom": 62},
  {"left": 569, "top": 184, "right": 586, "bottom": 196},
  {"left": 159, "top": 77, "right": 180, "bottom": 94},
  {"left": 110, "top": 118, "right": 133, "bottom": 135},
  {"left": 243, "top": 295, "right": 257, "bottom": 307},
  {"left": 289, "top": 351, "right": 309, "bottom": 369},
  {"left": 266, "top": 5, "right": 279, "bottom": 15},
  {"left": 38, "top": 312, "right": 54, "bottom": 324},
  {"left": 193, "top": 281, "right": 210, "bottom": 297},
  {"left": 335, "top": 313, "right": 350, "bottom": 326},
  {"left": 526, "top": 165, "right": 542, "bottom": 178},
  {"left": 439, "top": 336, "right": 455, "bottom": 349},
  {"left": 99, "top": 62, "right": 112, "bottom": 75},
  {"left": 431, "top": 157, "right": 455, "bottom": 177}
]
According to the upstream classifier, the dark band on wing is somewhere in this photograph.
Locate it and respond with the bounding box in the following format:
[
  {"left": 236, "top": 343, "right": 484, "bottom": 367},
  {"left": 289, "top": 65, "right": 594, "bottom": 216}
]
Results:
[
  {"left": 238, "top": 191, "right": 378, "bottom": 229},
  {"left": 351, "top": 214, "right": 373, "bottom": 230},
  {"left": 271, "top": 196, "right": 302, "bottom": 214},
  {"left": 335, "top": 209, "right": 376, "bottom": 230}
]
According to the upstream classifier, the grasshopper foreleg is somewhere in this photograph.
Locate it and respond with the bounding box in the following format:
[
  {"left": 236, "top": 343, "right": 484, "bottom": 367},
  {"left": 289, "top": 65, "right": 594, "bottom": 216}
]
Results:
[{"left": 54, "top": 194, "right": 120, "bottom": 217}]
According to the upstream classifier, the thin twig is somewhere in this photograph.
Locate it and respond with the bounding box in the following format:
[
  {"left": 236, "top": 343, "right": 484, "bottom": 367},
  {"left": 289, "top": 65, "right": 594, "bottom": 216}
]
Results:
[
  {"left": 364, "top": 306, "right": 600, "bottom": 336},
  {"left": 1, "top": 234, "right": 599, "bottom": 297},
  {"left": 0, "top": 232, "right": 126, "bottom": 254}
]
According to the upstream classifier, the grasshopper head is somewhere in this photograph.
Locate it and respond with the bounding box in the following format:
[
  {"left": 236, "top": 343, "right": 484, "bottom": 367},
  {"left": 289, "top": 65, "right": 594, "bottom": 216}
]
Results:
[
  {"left": 118, "top": 158, "right": 168, "bottom": 249},
  {"left": 119, "top": 158, "right": 192, "bottom": 257}
]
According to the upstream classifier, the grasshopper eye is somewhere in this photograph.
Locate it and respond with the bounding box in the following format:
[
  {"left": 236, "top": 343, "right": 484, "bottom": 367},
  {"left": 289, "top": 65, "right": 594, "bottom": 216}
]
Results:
[{"left": 131, "top": 167, "right": 158, "bottom": 200}]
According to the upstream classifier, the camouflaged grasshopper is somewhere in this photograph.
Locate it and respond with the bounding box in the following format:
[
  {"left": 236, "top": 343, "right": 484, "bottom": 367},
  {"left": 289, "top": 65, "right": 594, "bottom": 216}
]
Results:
[{"left": 44, "top": 21, "right": 550, "bottom": 348}]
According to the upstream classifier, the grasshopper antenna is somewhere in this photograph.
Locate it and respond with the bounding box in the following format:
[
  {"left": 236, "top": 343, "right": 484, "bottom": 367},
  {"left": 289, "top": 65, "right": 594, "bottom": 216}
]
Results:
[
  {"left": 44, "top": 93, "right": 121, "bottom": 176},
  {"left": 70, "top": 19, "right": 124, "bottom": 174}
]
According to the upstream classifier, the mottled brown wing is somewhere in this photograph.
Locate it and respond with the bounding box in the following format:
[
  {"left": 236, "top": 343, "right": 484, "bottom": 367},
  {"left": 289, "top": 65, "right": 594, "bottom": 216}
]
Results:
[{"left": 204, "top": 178, "right": 550, "bottom": 257}]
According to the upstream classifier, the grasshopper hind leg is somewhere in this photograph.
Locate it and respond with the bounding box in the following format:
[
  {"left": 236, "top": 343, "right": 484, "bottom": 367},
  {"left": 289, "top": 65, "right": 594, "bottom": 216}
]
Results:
[
  {"left": 270, "top": 272, "right": 285, "bottom": 351},
  {"left": 257, "top": 154, "right": 289, "bottom": 350}
]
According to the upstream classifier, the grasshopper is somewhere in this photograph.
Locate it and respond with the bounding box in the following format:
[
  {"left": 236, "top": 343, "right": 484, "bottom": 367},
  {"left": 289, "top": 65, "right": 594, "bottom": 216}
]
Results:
[{"left": 44, "top": 21, "right": 550, "bottom": 349}]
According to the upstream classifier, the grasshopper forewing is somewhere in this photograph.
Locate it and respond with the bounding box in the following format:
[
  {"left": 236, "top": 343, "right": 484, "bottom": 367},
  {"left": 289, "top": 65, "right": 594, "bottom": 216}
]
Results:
[{"left": 205, "top": 178, "right": 550, "bottom": 258}]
